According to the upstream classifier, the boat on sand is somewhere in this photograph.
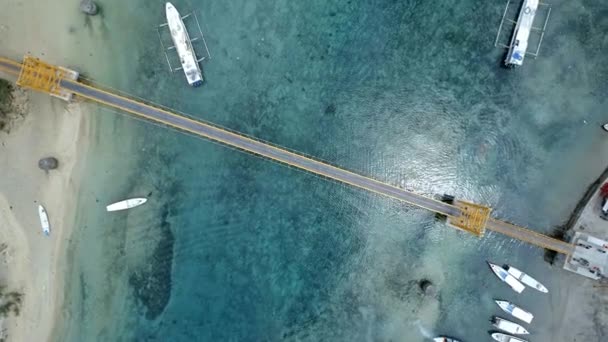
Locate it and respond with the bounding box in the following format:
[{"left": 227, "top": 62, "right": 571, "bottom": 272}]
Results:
[
  {"left": 38, "top": 204, "right": 50, "bottom": 236},
  {"left": 106, "top": 198, "right": 148, "bottom": 212},
  {"left": 495, "top": 300, "right": 533, "bottom": 324},
  {"left": 491, "top": 332, "right": 528, "bottom": 342},
  {"left": 488, "top": 262, "right": 525, "bottom": 293},
  {"left": 491, "top": 316, "right": 529, "bottom": 335},
  {"left": 504, "top": 265, "right": 548, "bottom": 293}
]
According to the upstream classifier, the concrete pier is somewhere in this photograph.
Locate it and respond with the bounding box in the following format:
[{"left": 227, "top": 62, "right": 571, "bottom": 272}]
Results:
[{"left": 562, "top": 169, "right": 608, "bottom": 279}]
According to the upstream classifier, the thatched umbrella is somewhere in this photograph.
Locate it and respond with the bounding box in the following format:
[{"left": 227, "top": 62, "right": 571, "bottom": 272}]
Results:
[
  {"left": 38, "top": 157, "right": 58, "bottom": 172},
  {"left": 80, "top": 0, "right": 99, "bottom": 15}
]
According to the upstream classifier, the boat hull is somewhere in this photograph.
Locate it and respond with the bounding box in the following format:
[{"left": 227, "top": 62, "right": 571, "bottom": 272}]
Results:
[
  {"left": 505, "top": 265, "right": 548, "bottom": 293},
  {"left": 38, "top": 204, "right": 50, "bottom": 236},
  {"left": 492, "top": 316, "right": 529, "bottom": 335},
  {"left": 489, "top": 262, "right": 525, "bottom": 293},
  {"left": 495, "top": 300, "right": 534, "bottom": 324},
  {"left": 491, "top": 332, "right": 528, "bottom": 342},
  {"left": 106, "top": 198, "right": 148, "bottom": 212},
  {"left": 504, "top": 0, "right": 539, "bottom": 66},
  {"left": 165, "top": 2, "right": 203, "bottom": 87}
]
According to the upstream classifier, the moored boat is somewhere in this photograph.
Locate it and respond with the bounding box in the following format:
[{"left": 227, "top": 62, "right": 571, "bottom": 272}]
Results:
[
  {"left": 488, "top": 262, "right": 525, "bottom": 293},
  {"left": 106, "top": 198, "right": 148, "bottom": 212},
  {"left": 491, "top": 332, "right": 528, "bottom": 342},
  {"left": 495, "top": 300, "right": 534, "bottom": 324},
  {"left": 504, "top": 0, "right": 539, "bottom": 67},
  {"left": 433, "top": 337, "right": 461, "bottom": 342},
  {"left": 491, "top": 316, "right": 529, "bottom": 335},
  {"left": 504, "top": 265, "right": 548, "bottom": 293},
  {"left": 602, "top": 123, "right": 608, "bottom": 132},
  {"left": 38, "top": 204, "right": 50, "bottom": 236},
  {"left": 165, "top": 2, "right": 204, "bottom": 87}
]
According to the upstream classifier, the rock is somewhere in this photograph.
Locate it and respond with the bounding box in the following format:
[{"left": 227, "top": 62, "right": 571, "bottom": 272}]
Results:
[
  {"left": 38, "top": 157, "right": 58, "bottom": 171},
  {"left": 419, "top": 279, "right": 436, "bottom": 297},
  {"left": 80, "top": 0, "right": 99, "bottom": 15}
]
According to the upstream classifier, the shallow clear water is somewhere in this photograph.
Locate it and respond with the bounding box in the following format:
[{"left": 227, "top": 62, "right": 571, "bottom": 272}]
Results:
[{"left": 58, "top": 0, "right": 608, "bottom": 341}]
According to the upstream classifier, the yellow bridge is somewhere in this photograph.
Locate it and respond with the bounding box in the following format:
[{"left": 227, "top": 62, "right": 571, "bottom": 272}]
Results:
[{"left": 0, "top": 56, "right": 574, "bottom": 255}]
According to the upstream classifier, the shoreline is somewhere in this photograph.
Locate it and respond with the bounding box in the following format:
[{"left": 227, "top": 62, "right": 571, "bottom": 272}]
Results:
[
  {"left": 0, "top": 0, "right": 132, "bottom": 340},
  {"left": 562, "top": 165, "right": 608, "bottom": 233},
  {"left": 549, "top": 164, "right": 608, "bottom": 341},
  {"left": 0, "top": 86, "right": 93, "bottom": 341},
  {"left": 541, "top": 164, "right": 608, "bottom": 264}
]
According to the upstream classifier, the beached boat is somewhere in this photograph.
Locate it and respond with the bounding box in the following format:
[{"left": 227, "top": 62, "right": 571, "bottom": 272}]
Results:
[
  {"left": 491, "top": 332, "right": 529, "bottom": 342},
  {"left": 38, "top": 204, "right": 50, "bottom": 236},
  {"left": 433, "top": 337, "right": 461, "bottom": 342},
  {"left": 488, "top": 262, "right": 525, "bottom": 293},
  {"left": 495, "top": 300, "right": 534, "bottom": 324},
  {"left": 106, "top": 198, "right": 148, "bottom": 212},
  {"left": 165, "top": 2, "right": 204, "bottom": 87},
  {"left": 504, "top": 265, "right": 548, "bottom": 293},
  {"left": 491, "top": 316, "right": 529, "bottom": 335}
]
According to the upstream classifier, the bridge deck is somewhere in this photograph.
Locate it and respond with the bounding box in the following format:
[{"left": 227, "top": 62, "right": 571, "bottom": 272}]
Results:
[
  {"left": 0, "top": 56, "right": 574, "bottom": 255},
  {"left": 487, "top": 218, "right": 574, "bottom": 254}
]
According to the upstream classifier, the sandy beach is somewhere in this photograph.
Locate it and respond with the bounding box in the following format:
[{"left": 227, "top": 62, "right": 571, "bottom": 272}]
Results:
[
  {"left": 0, "top": 90, "right": 91, "bottom": 341},
  {"left": 0, "top": 0, "right": 109, "bottom": 340}
]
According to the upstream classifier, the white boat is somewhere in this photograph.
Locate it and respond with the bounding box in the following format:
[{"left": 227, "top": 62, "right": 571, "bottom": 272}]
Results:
[
  {"left": 106, "top": 198, "right": 148, "bottom": 212},
  {"left": 488, "top": 262, "right": 525, "bottom": 293},
  {"left": 504, "top": 265, "right": 548, "bottom": 293},
  {"left": 38, "top": 204, "right": 50, "bottom": 236},
  {"left": 602, "top": 123, "right": 608, "bottom": 132},
  {"left": 492, "top": 316, "right": 530, "bottom": 335},
  {"left": 504, "top": 0, "right": 539, "bottom": 67},
  {"left": 491, "top": 332, "right": 529, "bottom": 342},
  {"left": 433, "top": 337, "right": 461, "bottom": 342},
  {"left": 495, "top": 300, "right": 534, "bottom": 324},
  {"left": 165, "top": 2, "right": 204, "bottom": 87}
]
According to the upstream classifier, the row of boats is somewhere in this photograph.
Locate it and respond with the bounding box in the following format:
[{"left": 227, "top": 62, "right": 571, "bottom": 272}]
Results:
[
  {"left": 433, "top": 262, "right": 548, "bottom": 342},
  {"left": 37, "top": 198, "right": 148, "bottom": 236}
]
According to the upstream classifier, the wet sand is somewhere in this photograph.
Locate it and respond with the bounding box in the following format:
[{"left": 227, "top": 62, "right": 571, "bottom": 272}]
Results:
[{"left": 0, "top": 0, "right": 108, "bottom": 340}]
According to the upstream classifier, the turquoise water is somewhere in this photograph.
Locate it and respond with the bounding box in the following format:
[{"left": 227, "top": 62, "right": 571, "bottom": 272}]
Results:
[{"left": 57, "top": 0, "right": 608, "bottom": 341}]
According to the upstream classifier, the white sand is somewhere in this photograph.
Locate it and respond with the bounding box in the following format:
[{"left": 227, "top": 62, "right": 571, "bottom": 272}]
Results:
[
  {"left": 0, "top": 89, "right": 92, "bottom": 341},
  {"left": 0, "top": 1, "right": 111, "bottom": 341}
]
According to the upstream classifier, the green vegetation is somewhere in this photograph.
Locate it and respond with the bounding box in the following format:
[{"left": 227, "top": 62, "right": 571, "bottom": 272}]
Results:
[
  {"left": 0, "top": 78, "right": 14, "bottom": 132},
  {"left": 0, "top": 79, "right": 12, "bottom": 113}
]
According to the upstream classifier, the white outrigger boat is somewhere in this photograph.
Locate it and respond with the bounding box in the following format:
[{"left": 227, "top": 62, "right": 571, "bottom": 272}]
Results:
[
  {"left": 488, "top": 262, "right": 525, "bottom": 293},
  {"left": 491, "top": 332, "right": 528, "bottom": 342},
  {"left": 164, "top": 2, "right": 204, "bottom": 87},
  {"left": 495, "top": 300, "right": 534, "bottom": 324},
  {"left": 504, "top": 0, "right": 539, "bottom": 67},
  {"left": 106, "top": 198, "right": 148, "bottom": 212},
  {"left": 38, "top": 204, "right": 50, "bottom": 236},
  {"left": 504, "top": 265, "right": 548, "bottom": 293},
  {"left": 433, "top": 337, "right": 461, "bottom": 342},
  {"left": 491, "top": 316, "right": 529, "bottom": 335}
]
